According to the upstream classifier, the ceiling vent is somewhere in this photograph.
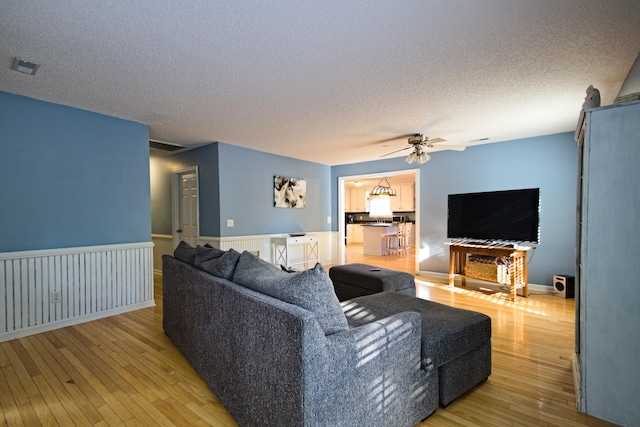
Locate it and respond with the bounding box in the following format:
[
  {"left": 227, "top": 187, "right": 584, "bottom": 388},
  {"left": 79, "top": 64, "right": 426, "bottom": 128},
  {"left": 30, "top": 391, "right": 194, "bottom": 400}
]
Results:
[
  {"left": 11, "top": 57, "right": 40, "bottom": 75},
  {"left": 149, "top": 140, "right": 185, "bottom": 152}
]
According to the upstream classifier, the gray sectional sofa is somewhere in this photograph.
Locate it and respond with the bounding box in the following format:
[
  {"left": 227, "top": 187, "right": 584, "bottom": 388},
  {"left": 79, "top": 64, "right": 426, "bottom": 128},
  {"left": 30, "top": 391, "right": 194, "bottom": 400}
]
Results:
[
  {"left": 163, "top": 242, "right": 491, "bottom": 426},
  {"left": 163, "top": 243, "right": 439, "bottom": 427}
]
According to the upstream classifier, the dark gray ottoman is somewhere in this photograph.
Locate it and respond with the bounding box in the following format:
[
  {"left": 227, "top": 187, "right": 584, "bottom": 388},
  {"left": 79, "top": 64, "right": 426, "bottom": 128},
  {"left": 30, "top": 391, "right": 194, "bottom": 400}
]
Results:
[
  {"left": 343, "top": 291, "right": 491, "bottom": 407},
  {"left": 329, "top": 263, "right": 416, "bottom": 301}
]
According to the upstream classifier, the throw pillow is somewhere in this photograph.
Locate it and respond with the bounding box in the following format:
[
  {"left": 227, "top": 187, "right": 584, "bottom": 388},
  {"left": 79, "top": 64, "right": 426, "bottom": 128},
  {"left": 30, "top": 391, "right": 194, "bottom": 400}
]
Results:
[
  {"left": 174, "top": 241, "right": 196, "bottom": 264},
  {"left": 195, "top": 246, "right": 241, "bottom": 280},
  {"left": 233, "top": 251, "right": 348, "bottom": 335}
]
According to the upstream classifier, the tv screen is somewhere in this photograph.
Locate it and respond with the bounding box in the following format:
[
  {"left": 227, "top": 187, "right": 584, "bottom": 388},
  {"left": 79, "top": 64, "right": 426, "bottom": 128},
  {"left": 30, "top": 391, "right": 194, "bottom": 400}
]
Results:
[{"left": 447, "top": 188, "right": 540, "bottom": 243}]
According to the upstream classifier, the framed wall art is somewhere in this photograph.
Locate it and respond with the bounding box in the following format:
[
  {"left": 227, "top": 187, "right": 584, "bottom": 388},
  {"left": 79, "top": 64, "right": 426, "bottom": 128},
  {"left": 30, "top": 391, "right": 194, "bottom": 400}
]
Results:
[{"left": 274, "top": 176, "right": 306, "bottom": 208}]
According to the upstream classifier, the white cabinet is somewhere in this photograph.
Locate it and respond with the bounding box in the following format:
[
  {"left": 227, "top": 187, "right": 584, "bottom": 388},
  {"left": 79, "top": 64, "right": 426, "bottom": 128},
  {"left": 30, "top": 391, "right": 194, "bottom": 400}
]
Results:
[
  {"left": 346, "top": 224, "right": 363, "bottom": 244},
  {"left": 354, "top": 225, "right": 363, "bottom": 243},
  {"left": 347, "top": 188, "right": 368, "bottom": 212},
  {"left": 391, "top": 184, "right": 414, "bottom": 212},
  {"left": 272, "top": 234, "right": 319, "bottom": 269}
]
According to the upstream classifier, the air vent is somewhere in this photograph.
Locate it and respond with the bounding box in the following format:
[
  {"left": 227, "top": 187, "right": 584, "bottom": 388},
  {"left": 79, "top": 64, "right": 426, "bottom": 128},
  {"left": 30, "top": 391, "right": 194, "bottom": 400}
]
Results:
[
  {"left": 149, "top": 140, "right": 185, "bottom": 152},
  {"left": 11, "top": 57, "right": 40, "bottom": 75}
]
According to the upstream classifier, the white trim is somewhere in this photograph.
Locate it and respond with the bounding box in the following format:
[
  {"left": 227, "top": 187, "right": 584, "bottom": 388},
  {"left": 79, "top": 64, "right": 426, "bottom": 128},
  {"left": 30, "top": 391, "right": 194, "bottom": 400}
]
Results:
[
  {"left": 0, "top": 241, "right": 154, "bottom": 260},
  {"left": 0, "top": 242, "right": 154, "bottom": 342},
  {"left": 152, "top": 234, "right": 174, "bottom": 274},
  {"left": 198, "top": 231, "right": 338, "bottom": 266},
  {"left": 171, "top": 166, "right": 199, "bottom": 249},
  {"left": 0, "top": 301, "right": 155, "bottom": 342},
  {"left": 338, "top": 169, "right": 420, "bottom": 271}
]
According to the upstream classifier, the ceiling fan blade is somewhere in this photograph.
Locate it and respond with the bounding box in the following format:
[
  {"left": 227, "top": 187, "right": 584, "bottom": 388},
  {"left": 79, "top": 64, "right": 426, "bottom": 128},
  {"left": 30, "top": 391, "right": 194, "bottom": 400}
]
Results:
[
  {"left": 425, "top": 144, "right": 466, "bottom": 152},
  {"left": 424, "top": 137, "right": 446, "bottom": 144},
  {"left": 373, "top": 133, "right": 418, "bottom": 144},
  {"left": 380, "top": 146, "right": 412, "bottom": 157}
]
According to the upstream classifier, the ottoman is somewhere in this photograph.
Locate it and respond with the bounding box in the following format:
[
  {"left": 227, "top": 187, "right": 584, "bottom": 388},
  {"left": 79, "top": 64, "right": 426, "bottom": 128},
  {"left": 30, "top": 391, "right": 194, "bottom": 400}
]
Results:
[
  {"left": 329, "top": 263, "right": 416, "bottom": 301},
  {"left": 343, "top": 291, "right": 492, "bottom": 407}
]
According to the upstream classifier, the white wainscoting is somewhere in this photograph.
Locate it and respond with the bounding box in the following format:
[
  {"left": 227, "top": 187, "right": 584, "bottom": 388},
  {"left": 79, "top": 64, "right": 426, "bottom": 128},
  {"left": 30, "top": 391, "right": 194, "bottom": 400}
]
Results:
[
  {"left": 199, "top": 231, "right": 339, "bottom": 266},
  {"left": 0, "top": 242, "right": 155, "bottom": 342},
  {"left": 152, "top": 234, "right": 174, "bottom": 274}
]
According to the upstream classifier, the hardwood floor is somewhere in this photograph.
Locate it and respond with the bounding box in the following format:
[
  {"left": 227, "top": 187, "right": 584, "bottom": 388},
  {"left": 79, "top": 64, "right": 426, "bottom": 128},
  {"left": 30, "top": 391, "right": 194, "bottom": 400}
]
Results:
[{"left": 0, "top": 246, "right": 617, "bottom": 426}]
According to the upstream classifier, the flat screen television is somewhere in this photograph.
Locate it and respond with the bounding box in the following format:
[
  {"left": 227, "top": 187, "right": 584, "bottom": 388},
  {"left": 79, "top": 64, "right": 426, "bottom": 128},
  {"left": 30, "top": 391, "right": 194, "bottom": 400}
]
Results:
[{"left": 447, "top": 188, "right": 540, "bottom": 244}]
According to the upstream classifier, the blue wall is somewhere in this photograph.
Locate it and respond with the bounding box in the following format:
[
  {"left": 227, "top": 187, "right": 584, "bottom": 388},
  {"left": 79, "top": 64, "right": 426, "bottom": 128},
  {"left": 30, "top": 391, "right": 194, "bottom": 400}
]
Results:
[
  {"left": 218, "top": 143, "right": 332, "bottom": 236},
  {"left": 0, "top": 92, "right": 151, "bottom": 252},
  {"left": 150, "top": 128, "right": 577, "bottom": 286},
  {"left": 159, "top": 142, "right": 332, "bottom": 238},
  {"left": 332, "top": 133, "right": 578, "bottom": 286}
]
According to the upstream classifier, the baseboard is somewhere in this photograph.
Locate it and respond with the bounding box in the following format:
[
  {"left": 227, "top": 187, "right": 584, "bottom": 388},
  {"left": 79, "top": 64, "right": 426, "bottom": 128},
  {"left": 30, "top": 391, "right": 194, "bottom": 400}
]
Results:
[
  {"left": 0, "top": 300, "right": 155, "bottom": 343},
  {"left": 572, "top": 353, "right": 583, "bottom": 411}
]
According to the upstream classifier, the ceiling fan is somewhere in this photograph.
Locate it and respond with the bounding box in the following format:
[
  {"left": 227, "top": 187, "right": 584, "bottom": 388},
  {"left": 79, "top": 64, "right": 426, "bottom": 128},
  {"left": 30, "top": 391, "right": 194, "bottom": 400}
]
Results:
[{"left": 379, "top": 133, "right": 465, "bottom": 164}]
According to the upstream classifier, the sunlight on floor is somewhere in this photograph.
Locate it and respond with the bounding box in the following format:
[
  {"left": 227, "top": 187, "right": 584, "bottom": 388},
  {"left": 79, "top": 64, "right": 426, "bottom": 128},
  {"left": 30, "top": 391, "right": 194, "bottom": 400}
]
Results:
[
  {"left": 415, "top": 279, "right": 548, "bottom": 317},
  {"left": 341, "top": 242, "right": 570, "bottom": 319}
]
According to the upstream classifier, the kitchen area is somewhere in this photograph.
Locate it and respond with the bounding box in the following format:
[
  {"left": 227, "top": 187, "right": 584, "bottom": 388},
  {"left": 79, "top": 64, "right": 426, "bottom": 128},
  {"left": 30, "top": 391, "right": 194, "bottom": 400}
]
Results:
[{"left": 345, "top": 174, "right": 416, "bottom": 255}]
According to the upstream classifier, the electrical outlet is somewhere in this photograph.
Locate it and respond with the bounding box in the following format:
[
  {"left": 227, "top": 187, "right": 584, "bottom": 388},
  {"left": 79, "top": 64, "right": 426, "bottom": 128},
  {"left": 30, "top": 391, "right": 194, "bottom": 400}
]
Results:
[
  {"left": 51, "top": 291, "right": 61, "bottom": 304},
  {"left": 327, "top": 215, "right": 331, "bottom": 224},
  {"left": 227, "top": 219, "right": 234, "bottom": 227}
]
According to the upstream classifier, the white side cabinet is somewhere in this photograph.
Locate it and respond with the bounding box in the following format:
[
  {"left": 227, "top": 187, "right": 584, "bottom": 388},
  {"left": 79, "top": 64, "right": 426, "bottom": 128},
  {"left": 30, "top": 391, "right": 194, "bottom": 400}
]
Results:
[{"left": 272, "top": 234, "right": 319, "bottom": 269}]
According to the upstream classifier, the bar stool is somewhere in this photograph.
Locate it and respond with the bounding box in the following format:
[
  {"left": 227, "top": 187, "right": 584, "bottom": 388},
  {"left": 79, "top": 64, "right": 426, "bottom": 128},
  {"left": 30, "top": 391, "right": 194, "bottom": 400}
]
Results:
[
  {"left": 382, "top": 224, "right": 405, "bottom": 256},
  {"left": 399, "top": 223, "right": 412, "bottom": 255},
  {"left": 381, "top": 230, "right": 395, "bottom": 256}
]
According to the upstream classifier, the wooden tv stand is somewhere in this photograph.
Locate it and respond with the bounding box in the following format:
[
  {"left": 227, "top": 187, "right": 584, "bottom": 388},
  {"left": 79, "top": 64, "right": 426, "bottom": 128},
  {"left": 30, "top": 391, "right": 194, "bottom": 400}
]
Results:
[{"left": 446, "top": 242, "right": 534, "bottom": 301}]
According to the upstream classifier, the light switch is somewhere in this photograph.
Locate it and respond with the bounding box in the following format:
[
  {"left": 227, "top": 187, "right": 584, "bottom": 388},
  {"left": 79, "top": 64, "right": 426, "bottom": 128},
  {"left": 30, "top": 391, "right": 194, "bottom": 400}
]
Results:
[{"left": 227, "top": 219, "right": 234, "bottom": 227}]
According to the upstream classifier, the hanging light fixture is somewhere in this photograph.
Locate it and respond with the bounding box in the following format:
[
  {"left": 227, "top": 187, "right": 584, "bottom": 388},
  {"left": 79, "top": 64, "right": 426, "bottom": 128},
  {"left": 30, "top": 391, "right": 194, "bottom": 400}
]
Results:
[
  {"left": 369, "top": 177, "right": 397, "bottom": 198},
  {"left": 369, "top": 177, "right": 395, "bottom": 217}
]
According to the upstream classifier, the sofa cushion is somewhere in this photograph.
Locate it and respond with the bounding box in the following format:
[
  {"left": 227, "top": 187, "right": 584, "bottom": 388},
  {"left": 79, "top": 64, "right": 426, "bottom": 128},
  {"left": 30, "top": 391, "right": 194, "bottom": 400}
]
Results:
[
  {"left": 174, "top": 240, "right": 196, "bottom": 264},
  {"left": 343, "top": 291, "right": 491, "bottom": 370},
  {"left": 233, "top": 251, "right": 349, "bottom": 335},
  {"left": 195, "top": 245, "right": 241, "bottom": 280}
]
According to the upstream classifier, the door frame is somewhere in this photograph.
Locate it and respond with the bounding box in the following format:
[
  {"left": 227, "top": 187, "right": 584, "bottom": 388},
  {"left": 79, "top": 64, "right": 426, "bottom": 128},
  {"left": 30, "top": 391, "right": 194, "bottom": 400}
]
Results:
[
  {"left": 338, "top": 168, "right": 420, "bottom": 272},
  {"left": 171, "top": 166, "right": 200, "bottom": 249}
]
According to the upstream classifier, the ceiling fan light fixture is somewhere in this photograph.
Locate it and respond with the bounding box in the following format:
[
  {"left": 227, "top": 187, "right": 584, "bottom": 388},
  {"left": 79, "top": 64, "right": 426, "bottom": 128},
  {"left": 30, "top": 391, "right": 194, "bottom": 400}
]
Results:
[
  {"left": 405, "top": 149, "right": 430, "bottom": 164},
  {"left": 418, "top": 152, "right": 431, "bottom": 164}
]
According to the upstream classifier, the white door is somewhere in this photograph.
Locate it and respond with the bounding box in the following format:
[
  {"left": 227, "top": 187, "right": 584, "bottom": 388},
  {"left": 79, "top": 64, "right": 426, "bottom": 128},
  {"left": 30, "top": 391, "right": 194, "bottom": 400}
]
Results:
[{"left": 172, "top": 168, "right": 199, "bottom": 248}]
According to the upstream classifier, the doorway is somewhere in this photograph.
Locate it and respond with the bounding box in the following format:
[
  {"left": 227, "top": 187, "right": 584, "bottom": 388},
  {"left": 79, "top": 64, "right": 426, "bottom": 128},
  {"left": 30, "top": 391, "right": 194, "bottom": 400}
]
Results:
[
  {"left": 172, "top": 166, "right": 199, "bottom": 248},
  {"left": 338, "top": 169, "right": 420, "bottom": 273}
]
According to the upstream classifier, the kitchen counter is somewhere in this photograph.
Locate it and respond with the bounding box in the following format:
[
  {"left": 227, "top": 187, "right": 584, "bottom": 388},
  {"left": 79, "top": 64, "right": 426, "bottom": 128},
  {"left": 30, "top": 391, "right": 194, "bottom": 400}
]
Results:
[{"left": 362, "top": 224, "right": 398, "bottom": 255}]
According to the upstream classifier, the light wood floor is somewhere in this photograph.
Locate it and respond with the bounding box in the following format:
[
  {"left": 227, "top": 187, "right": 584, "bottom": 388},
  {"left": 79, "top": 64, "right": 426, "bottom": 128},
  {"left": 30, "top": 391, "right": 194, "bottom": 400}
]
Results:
[{"left": 0, "top": 246, "right": 617, "bottom": 427}]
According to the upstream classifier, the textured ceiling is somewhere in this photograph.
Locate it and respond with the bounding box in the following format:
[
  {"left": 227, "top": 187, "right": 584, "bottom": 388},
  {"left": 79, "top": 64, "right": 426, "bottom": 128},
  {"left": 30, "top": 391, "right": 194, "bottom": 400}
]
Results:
[{"left": 2, "top": 1, "right": 639, "bottom": 165}]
